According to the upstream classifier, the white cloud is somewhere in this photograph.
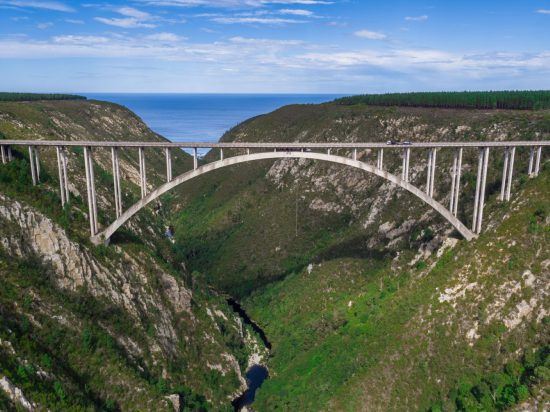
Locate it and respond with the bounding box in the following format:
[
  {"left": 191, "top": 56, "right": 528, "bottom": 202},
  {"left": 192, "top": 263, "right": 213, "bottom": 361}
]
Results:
[
  {"left": 536, "top": 9, "right": 550, "bottom": 14},
  {"left": 229, "top": 36, "right": 303, "bottom": 45},
  {"left": 95, "top": 7, "right": 157, "bottom": 28},
  {"left": 145, "top": 32, "right": 184, "bottom": 42},
  {"left": 354, "top": 30, "right": 386, "bottom": 40},
  {"left": 53, "top": 35, "right": 110, "bottom": 44},
  {"left": 118, "top": 6, "right": 151, "bottom": 19},
  {"left": 135, "top": 0, "right": 332, "bottom": 7},
  {"left": 405, "top": 15, "right": 428, "bottom": 21},
  {"left": 279, "top": 8, "right": 313, "bottom": 16},
  {"left": 0, "top": 0, "right": 73, "bottom": 12},
  {"left": 211, "top": 16, "right": 304, "bottom": 24},
  {"left": 36, "top": 22, "right": 53, "bottom": 29},
  {"left": 65, "top": 19, "right": 85, "bottom": 24}
]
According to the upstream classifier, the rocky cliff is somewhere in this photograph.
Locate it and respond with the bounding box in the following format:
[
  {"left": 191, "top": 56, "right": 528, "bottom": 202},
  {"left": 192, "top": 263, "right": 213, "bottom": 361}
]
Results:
[{"left": 0, "top": 99, "right": 264, "bottom": 411}]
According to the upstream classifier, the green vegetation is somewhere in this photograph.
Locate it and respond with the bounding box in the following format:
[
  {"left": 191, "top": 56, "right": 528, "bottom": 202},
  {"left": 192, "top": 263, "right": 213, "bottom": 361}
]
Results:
[
  {"left": 429, "top": 346, "right": 549, "bottom": 411},
  {"left": 0, "top": 99, "right": 257, "bottom": 410},
  {"left": 335, "top": 90, "right": 550, "bottom": 110},
  {"left": 242, "top": 169, "right": 549, "bottom": 410},
  {"left": 0, "top": 93, "right": 86, "bottom": 102},
  {"left": 1, "top": 97, "right": 549, "bottom": 410}
]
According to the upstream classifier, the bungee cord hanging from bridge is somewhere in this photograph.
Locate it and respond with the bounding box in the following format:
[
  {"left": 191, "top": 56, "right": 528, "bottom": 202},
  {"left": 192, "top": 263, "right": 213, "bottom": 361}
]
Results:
[{"left": 0, "top": 139, "right": 547, "bottom": 245}]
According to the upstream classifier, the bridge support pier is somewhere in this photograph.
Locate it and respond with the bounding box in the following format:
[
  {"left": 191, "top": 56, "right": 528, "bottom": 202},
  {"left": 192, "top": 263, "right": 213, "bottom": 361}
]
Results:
[
  {"left": 500, "top": 147, "right": 515, "bottom": 201},
  {"left": 138, "top": 147, "right": 147, "bottom": 198},
  {"left": 528, "top": 147, "right": 535, "bottom": 177},
  {"left": 56, "top": 146, "right": 70, "bottom": 206},
  {"left": 165, "top": 147, "right": 172, "bottom": 182},
  {"left": 472, "top": 147, "right": 490, "bottom": 234},
  {"left": 534, "top": 146, "right": 542, "bottom": 176},
  {"left": 220, "top": 148, "right": 224, "bottom": 161},
  {"left": 353, "top": 148, "right": 357, "bottom": 161},
  {"left": 426, "top": 148, "right": 437, "bottom": 198},
  {"left": 112, "top": 147, "right": 122, "bottom": 217},
  {"left": 193, "top": 148, "right": 198, "bottom": 170},
  {"left": 28, "top": 146, "right": 40, "bottom": 185},
  {"left": 402, "top": 148, "right": 411, "bottom": 182},
  {"left": 449, "top": 148, "right": 462, "bottom": 217},
  {"left": 84, "top": 147, "right": 98, "bottom": 236},
  {"left": 377, "top": 148, "right": 384, "bottom": 170},
  {"left": 7, "top": 146, "right": 11, "bottom": 162},
  {"left": 1, "top": 146, "right": 5, "bottom": 164}
]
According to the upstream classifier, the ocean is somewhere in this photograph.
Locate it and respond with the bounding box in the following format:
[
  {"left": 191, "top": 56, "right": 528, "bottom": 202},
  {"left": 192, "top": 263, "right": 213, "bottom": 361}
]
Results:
[{"left": 84, "top": 94, "right": 342, "bottom": 144}]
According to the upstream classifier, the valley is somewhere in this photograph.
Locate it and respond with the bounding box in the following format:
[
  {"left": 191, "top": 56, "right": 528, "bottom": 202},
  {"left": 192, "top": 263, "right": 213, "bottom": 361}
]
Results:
[{"left": 0, "top": 97, "right": 548, "bottom": 411}]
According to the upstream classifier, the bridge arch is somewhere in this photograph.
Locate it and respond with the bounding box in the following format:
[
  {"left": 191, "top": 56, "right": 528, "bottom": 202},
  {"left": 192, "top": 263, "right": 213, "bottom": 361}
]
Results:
[{"left": 91, "top": 151, "right": 476, "bottom": 244}]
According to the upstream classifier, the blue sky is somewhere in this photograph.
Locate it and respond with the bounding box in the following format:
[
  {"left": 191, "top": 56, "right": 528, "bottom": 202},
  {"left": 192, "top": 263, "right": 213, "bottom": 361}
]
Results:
[{"left": 0, "top": 0, "right": 549, "bottom": 93}]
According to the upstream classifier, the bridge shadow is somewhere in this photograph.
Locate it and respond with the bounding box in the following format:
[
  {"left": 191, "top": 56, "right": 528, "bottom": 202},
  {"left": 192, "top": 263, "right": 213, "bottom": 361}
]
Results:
[
  {"left": 109, "top": 227, "right": 145, "bottom": 245},
  {"left": 315, "top": 234, "right": 392, "bottom": 264}
]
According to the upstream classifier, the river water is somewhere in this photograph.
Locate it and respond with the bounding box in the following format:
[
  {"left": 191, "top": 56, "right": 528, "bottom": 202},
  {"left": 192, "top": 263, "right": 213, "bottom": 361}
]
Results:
[{"left": 227, "top": 299, "right": 271, "bottom": 410}]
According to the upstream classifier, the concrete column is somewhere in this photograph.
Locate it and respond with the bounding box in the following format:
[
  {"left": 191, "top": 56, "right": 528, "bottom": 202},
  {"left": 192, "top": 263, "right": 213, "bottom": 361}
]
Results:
[
  {"left": 472, "top": 148, "right": 483, "bottom": 232},
  {"left": 450, "top": 149, "right": 458, "bottom": 212},
  {"left": 426, "top": 149, "right": 433, "bottom": 196},
  {"left": 406, "top": 148, "right": 411, "bottom": 182},
  {"left": 220, "top": 148, "right": 224, "bottom": 161},
  {"left": 138, "top": 147, "right": 147, "bottom": 198},
  {"left": 377, "top": 148, "right": 384, "bottom": 170},
  {"left": 34, "top": 147, "right": 40, "bottom": 182},
  {"left": 84, "top": 147, "right": 98, "bottom": 236},
  {"left": 499, "top": 147, "right": 510, "bottom": 201},
  {"left": 7, "top": 146, "right": 11, "bottom": 162},
  {"left": 476, "top": 147, "right": 490, "bottom": 234},
  {"left": 61, "top": 147, "right": 69, "bottom": 204},
  {"left": 353, "top": 148, "right": 357, "bottom": 161},
  {"left": 505, "top": 147, "right": 515, "bottom": 202},
  {"left": 327, "top": 148, "right": 331, "bottom": 155},
  {"left": 429, "top": 149, "right": 437, "bottom": 198},
  {"left": 112, "top": 147, "right": 122, "bottom": 218},
  {"left": 193, "top": 148, "right": 198, "bottom": 170},
  {"left": 165, "top": 147, "right": 172, "bottom": 183},
  {"left": 0, "top": 146, "right": 5, "bottom": 164},
  {"left": 534, "top": 146, "right": 542, "bottom": 176},
  {"left": 247, "top": 148, "right": 250, "bottom": 155},
  {"left": 402, "top": 148, "right": 411, "bottom": 182},
  {"left": 450, "top": 148, "right": 463, "bottom": 217},
  {"left": 56, "top": 146, "right": 66, "bottom": 206},
  {"left": 28, "top": 146, "right": 37, "bottom": 185},
  {"left": 402, "top": 149, "right": 407, "bottom": 181},
  {"left": 528, "top": 147, "right": 535, "bottom": 176}
]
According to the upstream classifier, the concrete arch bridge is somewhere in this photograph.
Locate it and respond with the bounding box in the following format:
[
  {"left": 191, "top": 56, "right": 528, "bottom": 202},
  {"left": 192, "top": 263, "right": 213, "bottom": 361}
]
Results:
[{"left": 0, "top": 140, "right": 547, "bottom": 245}]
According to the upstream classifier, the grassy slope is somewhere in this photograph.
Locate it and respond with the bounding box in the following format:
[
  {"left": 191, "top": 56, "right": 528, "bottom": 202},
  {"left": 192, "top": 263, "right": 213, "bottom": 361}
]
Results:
[
  {"left": 0, "top": 100, "right": 254, "bottom": 410},
  {"left": 245, "top": 167, "right": 549, "bottom": 410},
  {"left": 172, "top": 102, "right": 549, "bottom": 409}
]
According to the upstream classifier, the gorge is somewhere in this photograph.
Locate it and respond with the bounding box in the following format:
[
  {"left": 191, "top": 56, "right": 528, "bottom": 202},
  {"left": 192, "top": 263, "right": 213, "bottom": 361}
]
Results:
[{"left": 0, "top": 96, "right": 548, "bottom": 411}]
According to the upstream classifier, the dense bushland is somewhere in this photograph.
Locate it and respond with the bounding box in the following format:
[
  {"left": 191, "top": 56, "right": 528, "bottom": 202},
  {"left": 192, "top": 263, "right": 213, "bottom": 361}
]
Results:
[
  {"left": 0, "top": 93, "right": 86, "bottom": 102},
  {"left": 335, "top": 91, "right": 550, "bottom": 110}
]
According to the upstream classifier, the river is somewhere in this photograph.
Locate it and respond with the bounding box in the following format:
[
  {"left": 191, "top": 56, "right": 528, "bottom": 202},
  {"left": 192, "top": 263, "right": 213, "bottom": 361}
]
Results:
[{"left": 227, "top": 299, "right": 270, "bottom": 411}]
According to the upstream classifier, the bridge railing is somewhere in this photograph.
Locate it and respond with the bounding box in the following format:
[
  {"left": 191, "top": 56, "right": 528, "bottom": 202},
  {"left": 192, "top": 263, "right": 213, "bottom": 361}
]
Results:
[{"left": 1, "top": 140, "right": 547, "bottom": 243}]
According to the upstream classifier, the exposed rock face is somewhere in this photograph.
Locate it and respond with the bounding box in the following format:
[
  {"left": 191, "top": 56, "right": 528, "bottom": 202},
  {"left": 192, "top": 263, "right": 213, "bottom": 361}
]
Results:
[
  {"left": 0, "top": 376, "right": 34, "bottom": 411},
  {"left": 0, "top": 194, "right": 191, "bottom": 333}
]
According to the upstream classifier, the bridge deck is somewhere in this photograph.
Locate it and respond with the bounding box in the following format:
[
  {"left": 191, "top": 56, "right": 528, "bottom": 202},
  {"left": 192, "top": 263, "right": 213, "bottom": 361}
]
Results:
[{"left": 1, "top": 140, "right": 549, "bottom": 149}]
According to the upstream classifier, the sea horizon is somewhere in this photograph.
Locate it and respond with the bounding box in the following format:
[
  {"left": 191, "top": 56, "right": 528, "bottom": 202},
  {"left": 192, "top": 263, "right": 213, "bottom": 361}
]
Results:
[{"left": 84, "top": 93, "right": 345, "bottom": 145}]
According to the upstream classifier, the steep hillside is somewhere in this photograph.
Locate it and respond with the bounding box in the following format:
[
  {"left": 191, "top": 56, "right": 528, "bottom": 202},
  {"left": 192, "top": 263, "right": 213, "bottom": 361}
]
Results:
[
  {"left": 246, "top": 168, "right": 549, "bottom": 410},
  {"left": 170, "top": 102, "right": 549, "bottom": 409},
  {"left": 1, "top": 98, "right": 548, "bottom": 411},
  {"left": 0, "top": 100, "right": 265, "bottom": 410}
]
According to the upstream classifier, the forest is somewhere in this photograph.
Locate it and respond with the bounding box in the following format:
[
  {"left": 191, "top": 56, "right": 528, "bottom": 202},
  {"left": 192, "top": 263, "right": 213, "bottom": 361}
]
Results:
[
  {"left": 335, "top": 90, "right": 550, "bottom": 110},
  {"left": 0, "top": 93, "right": 86, "bottom": 102}
]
